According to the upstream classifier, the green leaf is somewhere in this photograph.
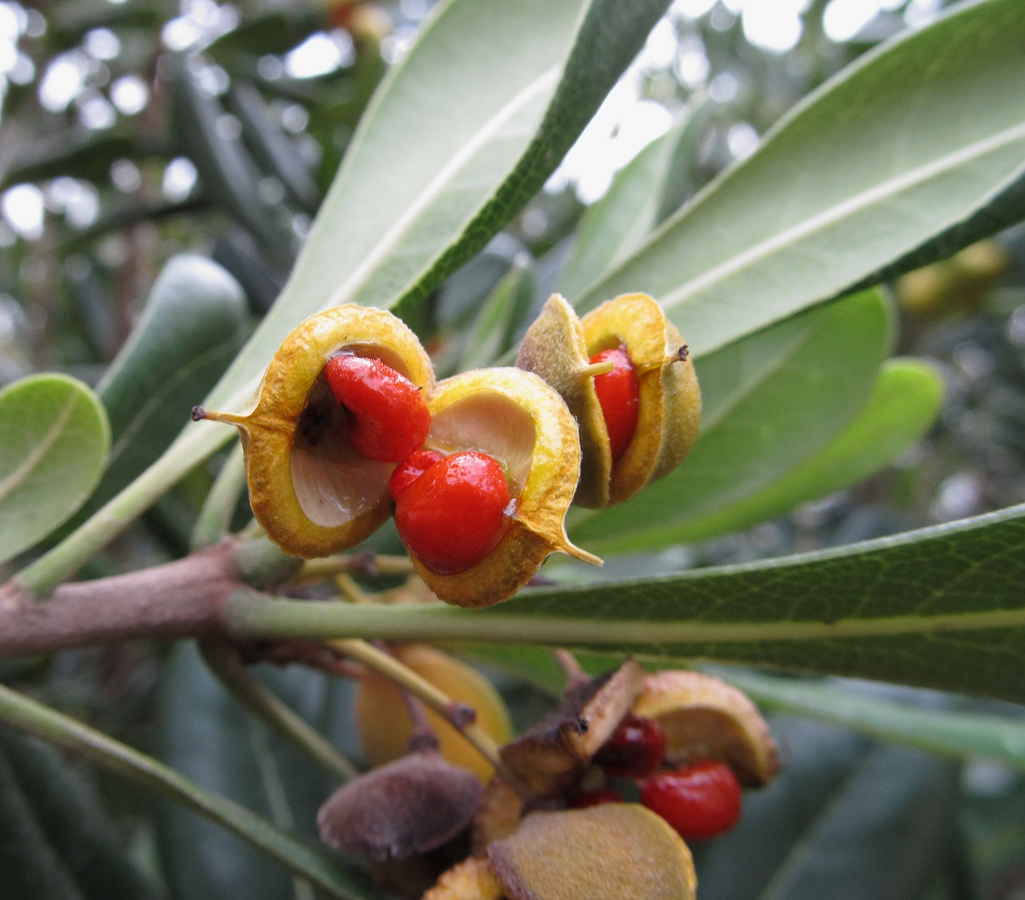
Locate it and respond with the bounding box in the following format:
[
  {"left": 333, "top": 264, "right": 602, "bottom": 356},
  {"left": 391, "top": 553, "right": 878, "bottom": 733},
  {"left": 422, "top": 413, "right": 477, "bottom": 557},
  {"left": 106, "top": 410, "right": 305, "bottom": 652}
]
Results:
[
  {"left": 14, "top": 0, "right": 673, "bottom": 593},
  {"left": 0, "top": 731, "right": 164, "bottom": 900},
  {"left": 695, "top": 723, "right": 960, "bottom": 900},
  {"left": 89, "top": 255, "right": 247, "bottom": 510},
  {"left": 204, "top": 8, "right": 323, "bottom": 62},
  {"left": 204, "top": 0, "right": 671, "bottom": 415},
  {"left": 569, "top": 289, "right": 892, "bottom": 553},
  {"left": 157, "top": 644, "right": 364, "bottom": 900},
  {"left": 1, "top": 130, "right": 170, "bottom": 191},
  {"left": 650, "top": 357, "right": 943, "bottom": 545},
  {"left": 457, "top": 256, "right": 535, "bottom": 371},
  {"left": 718, "top": 670, "right": 1025, "bottom": 773},
  {"left": 0, "top": 745, "right": 84, "bottom": 900},
  {"left": 0, "top": 374, "right": 110, "bottom": 565},
  {"left": 0, "top": 683, "right": 374, "bottom": 900},
  {"left": 170, "top": 59, "right": 291, "bottom": 261},
  {"left": 577, "top": 0, "right": 1025, "bottom": 358},
  {"left": 228, "top": 82, "right": 321, "bottom": 215},
  {"left": 225, "top": 496, "right": 1025, "bottom": 703},
  {"left": 557, "top": 102, "right": 710, "bottom": 299}
]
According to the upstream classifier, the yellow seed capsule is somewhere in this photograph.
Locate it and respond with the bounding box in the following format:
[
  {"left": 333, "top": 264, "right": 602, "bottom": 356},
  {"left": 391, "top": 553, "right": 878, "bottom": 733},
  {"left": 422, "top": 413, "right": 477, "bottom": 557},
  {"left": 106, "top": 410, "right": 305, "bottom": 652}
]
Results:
[
  {"left": 354, "top": 645, "right": 514, "bottom": 782},
  {"left": 517, "top": 293, "right": 701, "bottom": 508},
  {"left": 632, "top": 670, "right": 780, "bottom": 787},
  {"left": 399, "top": 367, "right": 600, "bottom": 609},
  {"left": 194, "top": 305, "right": 434, "bottom": 558}
]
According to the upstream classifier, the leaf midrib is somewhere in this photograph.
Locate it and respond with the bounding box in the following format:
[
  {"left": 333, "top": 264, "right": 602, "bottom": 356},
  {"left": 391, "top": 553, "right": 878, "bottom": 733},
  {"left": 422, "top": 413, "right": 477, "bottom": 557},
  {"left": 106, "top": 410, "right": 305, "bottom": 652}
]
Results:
[
  {"left": 0, "top": 397, "right": 78, "bottom": 503},
  {"left": 228, "top": 592, "right": 1025, "bottom": 648},
  {"left": 656, "top": 121, "right": 1025, "bottom": 314}
]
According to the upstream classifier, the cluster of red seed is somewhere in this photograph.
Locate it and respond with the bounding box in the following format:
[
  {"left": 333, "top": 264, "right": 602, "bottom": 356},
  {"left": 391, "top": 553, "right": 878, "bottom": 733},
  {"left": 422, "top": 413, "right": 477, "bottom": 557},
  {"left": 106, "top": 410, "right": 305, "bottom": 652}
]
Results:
[
  {"left": 575, "top": 713, "right": 743, "bottom": 842},
  {"left": 325, "top": 353, "right": 511, "bottom": 574},
  {"left": 322, "top": 344, "right": 642, "bottom": 576}
]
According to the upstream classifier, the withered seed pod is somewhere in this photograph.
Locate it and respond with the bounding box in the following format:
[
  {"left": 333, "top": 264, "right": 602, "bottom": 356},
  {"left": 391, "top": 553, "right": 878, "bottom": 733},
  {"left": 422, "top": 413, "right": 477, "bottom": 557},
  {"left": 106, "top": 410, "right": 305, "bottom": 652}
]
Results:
[
  {"left": 517, "top": 293, "right": 701, "bottom": 508},
  {"left": 431, "top": 806, "right": 697, "bottom": 900},
  {"left": 195, "top": 305, "right": 434, "bottom": 557},
  {"left": 317, "top": 749, "right": 482, "bottom": 863},
  {"left": 632, "top": 670, "right": 780, "bottom": 786},
  {"left": 498, "top": 659, "right": 645, "bottom": 797},
  {"left": 407, "top": 367, "right": 601, "bottom": 608},
  {"left": 489, "top": 805, "right": 696, "bottom": 900}
]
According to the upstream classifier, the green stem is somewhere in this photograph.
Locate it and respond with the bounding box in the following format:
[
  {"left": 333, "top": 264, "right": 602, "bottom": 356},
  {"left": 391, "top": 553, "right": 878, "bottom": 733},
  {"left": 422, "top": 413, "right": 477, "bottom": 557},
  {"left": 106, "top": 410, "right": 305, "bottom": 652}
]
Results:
[
  {"left": 16, "top": 423, "right": 232, "bottom": 597},
  {"left": 192, "top": 441, "right": 247, "bottom": 550},
  {"left": 200, "top": 640, "right": 359, "bottom": 783},
  {"left": 223, "top": 590, "right": 1025, "bottom": 646},
  {"left": 0, "top": 684, "right": 376, "bottom": 900},
  {"left": 295, "top": 554, "right": 415, "bottom": 584},
  {"left": 329, "top": 638, "right": 515, "bottom": 784}
]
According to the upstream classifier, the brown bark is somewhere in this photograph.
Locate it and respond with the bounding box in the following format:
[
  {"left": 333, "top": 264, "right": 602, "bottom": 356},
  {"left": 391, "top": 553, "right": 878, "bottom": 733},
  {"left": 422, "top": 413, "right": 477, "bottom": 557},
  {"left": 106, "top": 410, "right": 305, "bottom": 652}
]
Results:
[{"left": 0, "top": 542, "right": 240, "bottom": 658}]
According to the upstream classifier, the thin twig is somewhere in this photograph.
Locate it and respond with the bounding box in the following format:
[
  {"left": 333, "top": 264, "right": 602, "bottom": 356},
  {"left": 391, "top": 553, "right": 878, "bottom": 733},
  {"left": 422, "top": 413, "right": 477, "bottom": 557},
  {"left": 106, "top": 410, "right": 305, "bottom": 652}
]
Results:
[
  {"left": 319, "top": 638, "right": 530, "bottom": 795},
  {"left": 295, "top": 553, "right": 415, "bottom": 585}
]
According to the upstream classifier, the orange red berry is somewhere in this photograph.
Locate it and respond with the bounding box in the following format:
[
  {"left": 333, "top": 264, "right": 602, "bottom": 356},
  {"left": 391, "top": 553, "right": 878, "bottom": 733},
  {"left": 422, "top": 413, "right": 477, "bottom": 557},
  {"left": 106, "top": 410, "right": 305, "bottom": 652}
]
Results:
[
  {"left": 594, "top": 713, "right": 667, "bottom": 780},
  {"left": 589, "top": 345, "right": 639, "bottom": 462},
  {"left": 325, "top": 354, "right": 430, "bottom": 462},
  {"left": 641, "top": 760, "right": 742, "bottom": 841},
  {"left": 395, "top": 450, "right": 511, "bottom": 575}
]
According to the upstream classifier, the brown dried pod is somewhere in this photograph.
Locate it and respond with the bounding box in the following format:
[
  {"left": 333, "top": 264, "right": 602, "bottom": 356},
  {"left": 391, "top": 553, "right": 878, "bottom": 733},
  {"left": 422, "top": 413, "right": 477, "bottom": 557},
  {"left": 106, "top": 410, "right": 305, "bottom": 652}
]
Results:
[
  {"left": 487, "top": 805, "right": 696, "bottom": 900},
  {"left": 471, "top": 774, "right": 526, "bottom": 854},
  {"left": 422, "top": 855, "right": 505, "bottom": 900},
  {"left": 354, "top": 645, "right": 514, "bottom": 782},
  {"left": 517, "top": 293, "right": 701, "bottom": 508},
  {"left": 632, "top": 670, "right": 780, "bottom": 786},
  {"left": 401, "top": 367, "right": 600, "bottom": 608},
  {"left": 196, "top": 305, "right": 434, "bottom": 558},
  {"left": 317, "top": 749, "right": 482, "bottom": 862},
  {"left": 499, "top": 659, "right": 645, "bottom": 797}
]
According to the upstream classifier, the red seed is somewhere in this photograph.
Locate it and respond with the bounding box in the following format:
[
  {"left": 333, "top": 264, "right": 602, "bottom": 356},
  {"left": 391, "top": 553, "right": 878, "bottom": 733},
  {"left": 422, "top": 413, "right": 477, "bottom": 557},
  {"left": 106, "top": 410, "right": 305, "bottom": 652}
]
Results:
[
  {"left": 641, "top": 760, "right": 742, "bottom": 842},
  {"left": 324, "top": 354, "right": 431, "bottom": 463},
  {"left": 395, "top": 451, "right": 511, "bottom": 575},
  {"left": 590, "top": 346, "right": 639, "bottom": 462},
  {"left": 594, "top": 713, "right": 667, "bottom": 780},
  {"left": 389, "top": 449, "right": 445, "bottom": 503},
  {"left": 569, "top": 787, "right": 624, "bottom": 809}
]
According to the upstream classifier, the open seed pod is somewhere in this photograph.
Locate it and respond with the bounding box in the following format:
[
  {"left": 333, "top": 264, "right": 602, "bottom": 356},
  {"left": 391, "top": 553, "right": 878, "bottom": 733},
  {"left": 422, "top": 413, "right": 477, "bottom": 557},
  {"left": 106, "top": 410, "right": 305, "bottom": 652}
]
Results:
[
  {"left": 195, "top": 305, "right": 433, "bottom": 557},
  {"left": 632, "top": 671, "right": 780, "bottom": 786},
  {"left": 498, "top": 659, "right": 645, "bottom": 796},
  {"left": 488, "top": 805, "right": 696, "bottom": 900},
  {"left": 354, "top": 645, "right": 514, "bottom": 782},
  {"left": 401, "top": 367, "right": 601, "bottom": 608},
  {"left": 472, "top": 774, "right": 526, "bottom": 853},
  {"left": 317, "top": 748, "right": 482, "bottom": 863},
  {"left": 517, "top": 293, "right": 701, "bottom": 508}
]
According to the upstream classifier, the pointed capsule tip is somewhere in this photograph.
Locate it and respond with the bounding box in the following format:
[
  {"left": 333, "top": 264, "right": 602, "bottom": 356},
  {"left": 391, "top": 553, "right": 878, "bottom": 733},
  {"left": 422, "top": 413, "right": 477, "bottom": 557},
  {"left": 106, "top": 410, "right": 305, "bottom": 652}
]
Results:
[
  {"left": 579, "top": 360, "right": 615, "bottom": 380},
  {"left": 196, "top": 407, "right": 249, "bottom": 427},
  {"left": 562, "top": 539, "right": 603, "bottom": 568}
]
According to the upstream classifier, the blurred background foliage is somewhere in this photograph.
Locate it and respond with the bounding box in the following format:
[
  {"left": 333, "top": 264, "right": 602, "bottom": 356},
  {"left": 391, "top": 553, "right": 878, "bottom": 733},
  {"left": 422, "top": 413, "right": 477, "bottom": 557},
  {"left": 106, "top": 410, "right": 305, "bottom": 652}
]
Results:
[{"left": 3, "top": 0, "right": 1025, "bottom": 897}]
